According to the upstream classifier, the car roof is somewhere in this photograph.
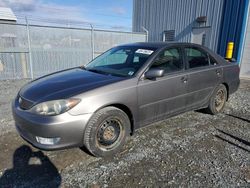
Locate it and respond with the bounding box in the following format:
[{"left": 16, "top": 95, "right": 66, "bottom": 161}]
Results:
[
  {"left": 118, "top": 42, "right": 226, "bottom": 65},
  {"left": 119, "top": 42, "right": 203, "bottom": 49}
]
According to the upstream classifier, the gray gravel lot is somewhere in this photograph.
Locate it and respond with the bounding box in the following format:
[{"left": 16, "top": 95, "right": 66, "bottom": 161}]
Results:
[{"left": 0, "top": 79, "right": 249, "bottom": 187}]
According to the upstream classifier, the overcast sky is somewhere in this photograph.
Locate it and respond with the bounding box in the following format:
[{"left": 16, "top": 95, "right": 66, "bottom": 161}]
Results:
[{"left": 0, "top": 0, "right": 132, "bottom": 30}]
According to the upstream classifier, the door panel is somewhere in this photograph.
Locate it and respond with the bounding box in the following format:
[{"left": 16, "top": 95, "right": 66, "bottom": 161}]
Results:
[
  {"left": 138, "top": 73, "right": 187, "bottom": 126},
  {"left": 137, "top": 47, "right": 188, "bottom": 127},
  {"left": 183, "top": 47, "right": 222, "bottom": 108},
  {"left": 185, "top": 67, "right": 222, "bottom": 108}
]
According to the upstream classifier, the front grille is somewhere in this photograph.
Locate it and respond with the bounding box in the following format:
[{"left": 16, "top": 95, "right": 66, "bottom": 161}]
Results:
[{"left": 18, "top": 96, "right": 34, "bottom": 110}]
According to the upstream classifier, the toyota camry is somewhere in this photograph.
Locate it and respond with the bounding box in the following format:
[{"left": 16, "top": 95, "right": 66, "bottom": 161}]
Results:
[{"left": 12, "top": 42, "right": 240, "bottom": 157}]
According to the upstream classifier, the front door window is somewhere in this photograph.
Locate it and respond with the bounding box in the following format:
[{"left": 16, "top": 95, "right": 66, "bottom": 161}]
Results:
[{"left": 150, "top": 48, "right": 183, "bottom": 74}]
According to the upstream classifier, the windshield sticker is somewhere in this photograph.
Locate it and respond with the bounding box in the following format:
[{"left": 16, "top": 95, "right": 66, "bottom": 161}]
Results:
[{"left": 135, "top": 49, "right": 154, "bottom": 55}]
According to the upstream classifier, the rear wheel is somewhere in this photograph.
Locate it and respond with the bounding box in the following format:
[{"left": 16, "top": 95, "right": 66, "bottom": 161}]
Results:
[
  {"left": 206, "top": 84, "right": 227, "bottom": 115},
  {"left": 83, "top": 107, "right": 130, "bottom": 157}
]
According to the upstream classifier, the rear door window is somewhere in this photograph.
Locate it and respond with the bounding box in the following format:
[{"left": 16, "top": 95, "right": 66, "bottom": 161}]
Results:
[{"left": 184, "top": 47, "right": 210, "bottom": 69}]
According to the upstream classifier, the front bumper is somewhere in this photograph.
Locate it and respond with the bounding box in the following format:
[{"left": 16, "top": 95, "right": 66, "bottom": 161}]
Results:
[{"left": 12, "top": 99, "right": 93, "bottom": 150}]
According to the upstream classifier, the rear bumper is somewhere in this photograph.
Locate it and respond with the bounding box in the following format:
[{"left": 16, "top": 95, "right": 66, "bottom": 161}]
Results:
[
  {"left": 12, "top": 99, "right": 92, "bottom": 150},
  {"left": 228, "top": 79, "right": 240, "bottom": 95}
]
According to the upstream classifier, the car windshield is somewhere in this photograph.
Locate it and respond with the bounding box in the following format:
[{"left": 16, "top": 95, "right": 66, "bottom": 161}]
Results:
[{"left": 85, "top": 46, "right": 156, "bottom": 77}]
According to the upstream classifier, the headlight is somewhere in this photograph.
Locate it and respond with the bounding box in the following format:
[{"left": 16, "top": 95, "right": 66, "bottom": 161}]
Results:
[{"left": 30, "top": 98, "right": 81, "bottom": 116}]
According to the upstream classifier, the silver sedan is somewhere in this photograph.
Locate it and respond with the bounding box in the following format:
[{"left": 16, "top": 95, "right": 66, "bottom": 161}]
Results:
[{"left": 12, "top": 42, "right": 240, "bottom": 157}]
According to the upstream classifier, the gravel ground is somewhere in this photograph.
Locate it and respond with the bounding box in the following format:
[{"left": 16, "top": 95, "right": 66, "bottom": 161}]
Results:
[{"left": 0, "top": 79, "right": 249, "bottom": 187}]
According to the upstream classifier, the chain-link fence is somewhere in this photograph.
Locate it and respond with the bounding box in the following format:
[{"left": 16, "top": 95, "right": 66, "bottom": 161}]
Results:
[{"left": 0, "top": 22, "right": 146, "bottom": 80}]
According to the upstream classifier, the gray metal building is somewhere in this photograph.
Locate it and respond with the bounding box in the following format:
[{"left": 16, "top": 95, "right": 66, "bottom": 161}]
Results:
[{"left": 133, "top": 0, "right": 250, "bottom": 78}]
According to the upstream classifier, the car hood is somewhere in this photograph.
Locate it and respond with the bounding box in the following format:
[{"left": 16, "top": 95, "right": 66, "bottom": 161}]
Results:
[{"left": 19, "top": 68, "right": 125, "bottom": 103}]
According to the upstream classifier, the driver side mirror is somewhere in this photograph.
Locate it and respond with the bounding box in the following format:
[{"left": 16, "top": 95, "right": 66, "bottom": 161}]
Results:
[{"left": 145, "top": 68, "right": 165, "bottom": 80}]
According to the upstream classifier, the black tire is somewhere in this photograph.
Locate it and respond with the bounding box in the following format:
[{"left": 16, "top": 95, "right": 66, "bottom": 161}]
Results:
[
  {"left": 205, "top": 84, "right": 227, "bottom": 115},
  {"left": 83, "top": 107, "right": 130, "bottom": 157}
]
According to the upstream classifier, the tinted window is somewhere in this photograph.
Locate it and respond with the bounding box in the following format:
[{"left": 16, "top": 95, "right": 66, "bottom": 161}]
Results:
[
  {"left": 185, "top": 47, "right": 209, "bottom": 69},
  {"left": 151, "top": 48, "right": 183, "bottom": 74}
]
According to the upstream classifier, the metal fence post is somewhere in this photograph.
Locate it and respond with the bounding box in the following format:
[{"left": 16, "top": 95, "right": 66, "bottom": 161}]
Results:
[
  {"left": 90, "top": 24, "right": 95, "bottom": 60},
  {"left": 25, "top": 17, "right": 34, "bottom": 79}
]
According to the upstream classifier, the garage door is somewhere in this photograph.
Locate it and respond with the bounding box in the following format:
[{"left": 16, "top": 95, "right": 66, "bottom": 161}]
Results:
[{"left": 240, "top": 14, "right": 250, "bottom": 78}]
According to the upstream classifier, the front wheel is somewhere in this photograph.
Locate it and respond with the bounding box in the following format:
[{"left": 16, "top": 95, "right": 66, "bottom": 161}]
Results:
[
  {"left": 83, "top": 107, "right": 130, "bottom": 157},
  {"left": 205, "top": 84, "right": 227, "bottom": 115}
]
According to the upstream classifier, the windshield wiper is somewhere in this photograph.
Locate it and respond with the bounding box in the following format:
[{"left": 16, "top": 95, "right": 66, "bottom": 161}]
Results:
[
  {"left": 87, "top": 68, "right": 110, "bottom": 75},
  {"left": 86, "top": 68, "right": 127, "bottom": 77}
]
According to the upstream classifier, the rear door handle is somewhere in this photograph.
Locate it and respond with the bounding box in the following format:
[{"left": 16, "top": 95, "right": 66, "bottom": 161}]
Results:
[
  {"left": 181, "top": 76, "right": 188, "bottom": 83},
  {"left": 216, "top": 69, "right": 221, "bottom": 76}
]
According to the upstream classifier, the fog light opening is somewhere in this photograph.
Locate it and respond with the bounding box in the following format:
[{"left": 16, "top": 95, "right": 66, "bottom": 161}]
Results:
[{"left": 35, "top": 136, "right": 60, "bottom": 145}]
